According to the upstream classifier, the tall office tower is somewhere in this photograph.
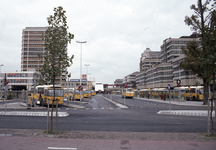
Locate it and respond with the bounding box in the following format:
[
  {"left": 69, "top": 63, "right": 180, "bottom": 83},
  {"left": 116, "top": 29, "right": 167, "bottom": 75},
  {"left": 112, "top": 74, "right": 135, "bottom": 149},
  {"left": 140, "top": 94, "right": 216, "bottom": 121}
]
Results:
[
  {"left": 21, "top": 27, "right": 48, "bottom": 72},
  {"left": 21, "top": 27, "right": 65, "bottom": 84}
]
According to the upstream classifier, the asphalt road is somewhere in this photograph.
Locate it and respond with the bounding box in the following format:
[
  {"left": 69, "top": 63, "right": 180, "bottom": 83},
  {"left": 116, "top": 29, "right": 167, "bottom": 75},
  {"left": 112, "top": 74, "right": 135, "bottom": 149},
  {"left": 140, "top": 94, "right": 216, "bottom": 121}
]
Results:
[{"left": 0, "top": 95, "right": 210, "bottom": 133}]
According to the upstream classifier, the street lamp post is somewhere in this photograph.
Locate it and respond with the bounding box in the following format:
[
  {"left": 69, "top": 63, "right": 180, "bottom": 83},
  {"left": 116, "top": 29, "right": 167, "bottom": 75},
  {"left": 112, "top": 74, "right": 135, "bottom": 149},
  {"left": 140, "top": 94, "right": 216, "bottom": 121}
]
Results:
[
  {"left": 0, "top": 64, "right": 4, "bottom": 99},
  {"left": 84, "top": 64, "right": 90, "bottom": 90},
  {"left": 76, "top": 41, "right": 87, "bottom": 104}
]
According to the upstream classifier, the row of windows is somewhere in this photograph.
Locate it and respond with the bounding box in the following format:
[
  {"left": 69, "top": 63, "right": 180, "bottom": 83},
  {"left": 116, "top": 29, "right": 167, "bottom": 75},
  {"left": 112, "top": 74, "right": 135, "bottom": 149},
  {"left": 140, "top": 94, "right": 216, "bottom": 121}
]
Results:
[
  {"left": 147, "top": 77, "right": 173, "bottom": 82},
  {"left": 24, "top": 44, "right": 44, "bottom": 47},
  {"left": 161, "top": 40, "right": 190, "bottom": 49},
  {"left": 24, "top": 40, "right": 43, "bottom": 43},
  {"left": 7, "top": 74, "right": 28, "bottom": 77},
  {"left": 22, "top": 65, "right": 40, "bottom": 67},
  {"left": 23, "top": 52, "right": 43, "bottom": 55},
  {"left": 8, "top": 79, "right": 28, "bottom": 83},
  {"left": 24, "top": 35, "right": 42, "bottom": 38},
  {"left": 23, "top": 48, "right": 44, "bottom": 51},
  {"left": 24, "top": 31, "right": 44, "bottom": 34}
]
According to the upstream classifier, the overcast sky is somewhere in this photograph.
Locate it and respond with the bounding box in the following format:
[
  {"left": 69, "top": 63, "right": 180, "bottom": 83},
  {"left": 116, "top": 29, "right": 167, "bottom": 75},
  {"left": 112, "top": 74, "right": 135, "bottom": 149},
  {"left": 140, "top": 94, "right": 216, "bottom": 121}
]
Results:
[{"left": 0, "top": 0, "right": 196, "bottom": 84}]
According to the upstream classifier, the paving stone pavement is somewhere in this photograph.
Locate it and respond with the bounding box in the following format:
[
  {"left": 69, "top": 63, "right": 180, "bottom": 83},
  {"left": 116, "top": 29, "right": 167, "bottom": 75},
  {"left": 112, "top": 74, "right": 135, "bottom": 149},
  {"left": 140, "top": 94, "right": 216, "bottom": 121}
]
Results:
[{"left": 0, "top": 129, "right": 216, "bottom": 150}]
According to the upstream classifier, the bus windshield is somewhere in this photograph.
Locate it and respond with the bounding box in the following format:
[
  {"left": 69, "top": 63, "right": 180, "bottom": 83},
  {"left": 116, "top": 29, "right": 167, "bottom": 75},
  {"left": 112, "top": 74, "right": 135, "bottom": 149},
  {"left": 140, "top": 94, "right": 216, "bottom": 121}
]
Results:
[
  {"left": 127, "top": 89, "right": 133, "bottom": 92},
  {"left": 75, "top": 90, "right": 83, "bottom": 94},
  {"left": 48, "top": 89, "right": 64, "bottom": 96}
]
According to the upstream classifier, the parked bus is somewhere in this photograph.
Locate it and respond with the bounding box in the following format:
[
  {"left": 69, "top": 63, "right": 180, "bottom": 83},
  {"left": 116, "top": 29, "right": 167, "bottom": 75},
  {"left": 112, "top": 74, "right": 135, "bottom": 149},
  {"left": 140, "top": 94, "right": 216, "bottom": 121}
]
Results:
[
  {"left": 34, "top": 85, "right": 64, "bottom": 106},
  {"left": 91, "top": 90, "right": 96, "bottom": 96},
  {"left": 122, "top": 88, "right": 134, "bottom": 98},
  {"left": 83, "top": 89, "right": 91, "bottom": 98},
  {"left": 64, "top": 88, "right": 74, "bottom": 100},
  {"left": 185, "top": 86, "right": 211, "bottom": 101},
  {"left": 73, "top": 89, "right": 84, "bottom": 100}
]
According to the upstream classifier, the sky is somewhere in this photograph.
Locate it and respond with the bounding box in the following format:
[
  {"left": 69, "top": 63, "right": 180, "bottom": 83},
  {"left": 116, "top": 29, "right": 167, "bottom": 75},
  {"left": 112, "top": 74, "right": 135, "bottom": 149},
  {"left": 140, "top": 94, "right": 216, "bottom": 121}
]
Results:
[{"left": 0, "top": 0, "right": 196, "bottom": 84}]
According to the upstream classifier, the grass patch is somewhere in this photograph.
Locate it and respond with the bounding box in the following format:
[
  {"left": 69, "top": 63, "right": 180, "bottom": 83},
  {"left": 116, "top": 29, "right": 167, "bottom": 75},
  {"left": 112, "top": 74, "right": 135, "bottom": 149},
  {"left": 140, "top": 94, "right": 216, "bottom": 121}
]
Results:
[
  {"left": 204, "top": 134, "right": 216, "bottom": 138},
  {"left": 43, "top": 130, "right": 65, "bottom": 135}
]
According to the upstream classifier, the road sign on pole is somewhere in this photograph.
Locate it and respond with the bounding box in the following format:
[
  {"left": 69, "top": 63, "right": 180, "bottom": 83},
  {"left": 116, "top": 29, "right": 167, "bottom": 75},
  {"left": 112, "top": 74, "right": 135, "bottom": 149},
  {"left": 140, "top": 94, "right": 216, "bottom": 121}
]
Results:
[
  {"left": 123, "top": 83, "right": 127, "bottom": 88},
  {"left": 78, "top": 85, "right": 83, "bottom": 91},
  {"left": 177, "top": 79, "right": 181, "bottom": 84},
  {"left": 168, "top": 84, "right": 171, "bottom": 90}
]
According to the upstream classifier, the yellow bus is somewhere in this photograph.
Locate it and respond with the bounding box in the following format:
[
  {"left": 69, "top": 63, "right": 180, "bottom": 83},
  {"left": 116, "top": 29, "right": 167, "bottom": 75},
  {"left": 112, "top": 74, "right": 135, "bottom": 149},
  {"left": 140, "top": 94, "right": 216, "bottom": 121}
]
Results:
[
  {"left": 64, "top": 88, "right": 74, "bottom": 100},
  {"left": 83, "top": 90, "right": 91, "bottom": 98},
  {"left": 73, "top": 90, "right": 84, "bottom": 100},
  {"left": 34, "top": 85, "right": 64, "bottom": 106},
  {"left": 91, "top": 90, "right": 96, "bottom": 96},
  {"left": 185, "top": 86, "right": 211, "bottom": 101},
  {"left": 122, "top": 88, "right": 134, "bottom": 99}
]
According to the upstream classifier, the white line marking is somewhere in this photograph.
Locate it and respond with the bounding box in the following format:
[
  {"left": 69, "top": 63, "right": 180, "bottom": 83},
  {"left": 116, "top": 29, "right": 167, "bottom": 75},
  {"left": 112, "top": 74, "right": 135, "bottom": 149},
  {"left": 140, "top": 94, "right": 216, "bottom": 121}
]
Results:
[{"left": 47, "top": 147, "right": 77, "bottom": 150}]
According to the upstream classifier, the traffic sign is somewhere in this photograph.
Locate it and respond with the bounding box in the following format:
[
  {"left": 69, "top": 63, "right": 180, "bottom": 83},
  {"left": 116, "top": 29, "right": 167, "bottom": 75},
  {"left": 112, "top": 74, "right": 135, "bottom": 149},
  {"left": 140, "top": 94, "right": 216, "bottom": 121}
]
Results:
[
  {"left": 123, "top": 83, "right": 127, "bottom": 88},
  {"left": 78, "top": 85, "right": 83, "bottom": 91},
  {"left": 4, "top": 85, "right": 8, "bottom": 91},
  {"left": 177, "top": 79, "right": 181, "bottom": 84},
  {"left": 168, "top": 84, "right": 171, "bottom": 90},
  {"left": 4, "top": 80, "right": 9, "bottom": 85}
]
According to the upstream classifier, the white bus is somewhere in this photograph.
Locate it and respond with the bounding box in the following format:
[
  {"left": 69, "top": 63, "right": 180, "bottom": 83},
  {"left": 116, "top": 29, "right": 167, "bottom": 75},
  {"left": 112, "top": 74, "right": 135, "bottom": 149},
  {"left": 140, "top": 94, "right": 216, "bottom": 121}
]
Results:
[{"left": 95, "top": 82, "right": 104, "bottom": 93}]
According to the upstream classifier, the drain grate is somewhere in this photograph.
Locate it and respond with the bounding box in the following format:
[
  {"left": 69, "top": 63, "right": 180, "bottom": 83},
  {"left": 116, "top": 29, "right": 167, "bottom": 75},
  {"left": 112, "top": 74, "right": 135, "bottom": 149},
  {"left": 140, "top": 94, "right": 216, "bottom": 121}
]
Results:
[
  {"left": 121, "top": 140, "right": 129, "bottom": 145},
  {"left": 121, "top": 140, "right": 129, "bottom": 149}
]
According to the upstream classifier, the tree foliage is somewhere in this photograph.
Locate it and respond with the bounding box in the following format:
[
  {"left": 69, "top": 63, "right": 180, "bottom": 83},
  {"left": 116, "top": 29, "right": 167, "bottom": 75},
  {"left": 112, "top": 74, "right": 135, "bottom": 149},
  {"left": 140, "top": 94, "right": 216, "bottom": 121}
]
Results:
[
  {"left": 40, "top": 6, "right": 74, "bottom": 132},
  {"left": 41, "top": 6, "right": 74, "bottom": 83},
  {"left": 179, "top": 0, "right": 216, "bottom": 104},
  {"left": 179, "top": 0, "right": 216, "bottom": 135}
]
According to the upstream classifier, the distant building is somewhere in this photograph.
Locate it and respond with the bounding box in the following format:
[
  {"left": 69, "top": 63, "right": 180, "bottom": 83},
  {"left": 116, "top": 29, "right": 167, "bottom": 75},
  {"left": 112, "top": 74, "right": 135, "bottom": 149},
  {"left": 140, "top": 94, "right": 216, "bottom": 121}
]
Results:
[
  {"left": 21, "top": 27, "right": 48, "bottom": 72},
  {"left": 114, "top": 79, "right": 123, "bottom": 88},
  {"left": 139, "top": 48, "right": 161, "bottom": 72},
  {"left": 135, "top": 32, "right": 202, "bottom": 89},
  {"left": 136, "top": 48, "right": 161, "bottom": 89},
  {"left": 21, "top": 27, "right": 69, "bottom": 85},
  {"left": 124, "top": 72, "right": 138, "bottom": 88},
  {"left": 160, "top": 32, "right": 201, "bottom": 87},
  {"left": 0, "top": 71, "right": 41, "bottom": 90}
]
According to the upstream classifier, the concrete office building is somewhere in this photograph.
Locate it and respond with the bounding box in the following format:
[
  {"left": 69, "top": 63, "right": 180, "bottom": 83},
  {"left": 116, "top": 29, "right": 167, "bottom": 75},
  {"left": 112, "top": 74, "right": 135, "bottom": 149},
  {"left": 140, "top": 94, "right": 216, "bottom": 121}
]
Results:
[
  {"left": 135, "top": 33, "right": 201, "bottom": 89},
  {"left": 136, "top": 48, "right": 161, "bottom": 89},
  {"left": 21, "top": 27, "right": 69, "bottom": 85},
  {"left": 124, "top": 72, "right": 138, "bottom": 88},
  {"left": 0, "top": 71, "right": 41, "bottom": 90},
  {"left": 21, "top": 27, "right": 48, "bottom": 72},
  {"left": 160, "top": 32, "right": 201, "bottom": 87}
]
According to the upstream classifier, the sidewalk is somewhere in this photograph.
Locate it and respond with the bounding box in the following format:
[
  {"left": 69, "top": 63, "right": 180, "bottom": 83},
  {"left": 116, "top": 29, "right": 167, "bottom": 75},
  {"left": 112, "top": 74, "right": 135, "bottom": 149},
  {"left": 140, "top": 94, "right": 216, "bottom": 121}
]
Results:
[{"left": 0, "top": 129, "right": 216, "bottom": 150}]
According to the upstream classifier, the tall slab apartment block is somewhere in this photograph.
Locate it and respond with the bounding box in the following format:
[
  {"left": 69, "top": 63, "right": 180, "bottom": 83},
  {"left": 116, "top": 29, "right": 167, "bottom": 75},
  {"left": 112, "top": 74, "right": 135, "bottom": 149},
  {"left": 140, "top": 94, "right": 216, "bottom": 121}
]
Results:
[
  {"left": 21, "top": 27, "right": 63, "bottom": 84},
  {"left": 21, "top": 27, "right": 47, "bottom": 72}
]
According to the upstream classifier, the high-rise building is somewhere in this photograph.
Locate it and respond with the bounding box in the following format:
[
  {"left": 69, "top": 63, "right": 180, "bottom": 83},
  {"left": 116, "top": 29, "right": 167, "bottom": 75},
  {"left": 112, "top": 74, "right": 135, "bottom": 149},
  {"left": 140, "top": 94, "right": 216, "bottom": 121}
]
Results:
[{"left": 21, "top": 27, "right": 48, "bottom": 72}]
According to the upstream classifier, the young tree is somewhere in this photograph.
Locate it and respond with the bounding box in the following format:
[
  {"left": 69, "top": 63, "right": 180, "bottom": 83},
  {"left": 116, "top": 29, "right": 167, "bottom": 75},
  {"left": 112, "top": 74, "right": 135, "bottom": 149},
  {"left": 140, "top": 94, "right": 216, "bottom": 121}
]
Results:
[
  {"left": 180, "top": 0, "right": 215, "bottom": 104},
  {"left": 40, "top": 6, "right": 74, "bottom": 132},
  {"left": 179, "top": 0, "right": 216, "bottom": 135}
]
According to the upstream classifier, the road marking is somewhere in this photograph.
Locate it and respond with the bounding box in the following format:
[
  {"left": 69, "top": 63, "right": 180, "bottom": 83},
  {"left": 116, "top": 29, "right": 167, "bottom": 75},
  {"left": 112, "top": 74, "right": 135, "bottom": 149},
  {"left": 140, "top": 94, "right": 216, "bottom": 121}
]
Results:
[
  {"left": 47, "top": 147, "right": 77, "bottom": 150},
  {"left": 0, "top": 111, "right": 69, "bottom": 117}
]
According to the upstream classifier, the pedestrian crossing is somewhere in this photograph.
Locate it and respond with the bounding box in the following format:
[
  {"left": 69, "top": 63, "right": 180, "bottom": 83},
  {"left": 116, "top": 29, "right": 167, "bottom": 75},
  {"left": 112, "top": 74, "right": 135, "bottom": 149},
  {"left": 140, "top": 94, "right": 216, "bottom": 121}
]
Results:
[{"left": 65, "top": 103, "right": 176, "bottom": 111}]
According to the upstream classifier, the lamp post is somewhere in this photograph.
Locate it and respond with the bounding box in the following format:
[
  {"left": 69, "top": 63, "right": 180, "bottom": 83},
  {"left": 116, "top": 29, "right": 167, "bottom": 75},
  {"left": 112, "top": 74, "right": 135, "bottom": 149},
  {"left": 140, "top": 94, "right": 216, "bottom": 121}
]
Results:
[
  {"left": 84, "top": 64, "right": 90, "bottom": 90},
  {"left": 76, "top": 41, "right": 87, "bottom": 103},
  {"left": 0, "top": 64, "right": 4, "bottom": 99}
]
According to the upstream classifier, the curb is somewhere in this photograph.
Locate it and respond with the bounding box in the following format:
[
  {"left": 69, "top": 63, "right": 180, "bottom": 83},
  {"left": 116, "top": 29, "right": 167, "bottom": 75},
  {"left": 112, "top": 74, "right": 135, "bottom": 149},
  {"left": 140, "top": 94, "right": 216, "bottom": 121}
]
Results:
[
  {"left": 101, "top": 95, "right": 128, "bottom": 109},
  {"left": 0, "top": 111, "right": 69, "bottom": 117},
  {"left": 157, "top": 110, "right": 215, "bottom": 117}
]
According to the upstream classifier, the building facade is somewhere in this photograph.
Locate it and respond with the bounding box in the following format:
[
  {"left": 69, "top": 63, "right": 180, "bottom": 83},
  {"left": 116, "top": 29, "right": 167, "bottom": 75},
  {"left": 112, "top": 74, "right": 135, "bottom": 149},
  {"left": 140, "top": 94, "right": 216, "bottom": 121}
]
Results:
[
  {"left": 136, "top": 48, "right": 161, "bottom": 89},
  {"left": 21, "top": 27, "right": 69, "bottom": 85},
  {"left": 0, "top": 71, "right": 41, "bottom": 90},
  {"left": 135, "top": 33, "right": 202, "bottom": 90},
  {"left": 21, "top": 27, "right": 47, "bottom": 72}
]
